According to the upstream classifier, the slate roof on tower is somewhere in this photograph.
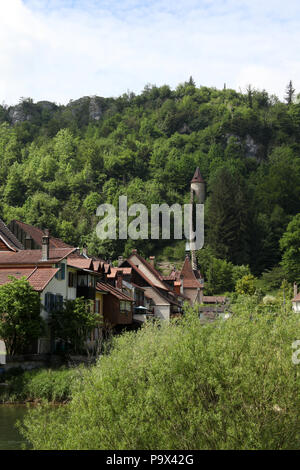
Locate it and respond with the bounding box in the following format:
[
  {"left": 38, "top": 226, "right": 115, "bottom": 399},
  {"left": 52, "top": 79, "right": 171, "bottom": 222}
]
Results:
[
  {"left": 191, "top": 167, "right": 205, "bottom": 183},
  {"left": 180, "top": 255, "right": 203, "bottom": 289}
]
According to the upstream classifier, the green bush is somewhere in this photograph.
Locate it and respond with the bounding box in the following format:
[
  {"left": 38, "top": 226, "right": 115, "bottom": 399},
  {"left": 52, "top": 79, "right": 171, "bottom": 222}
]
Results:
[
  {"left": 0, "top": 367, "right": 81, "bottom": 403},
  {"left": 19, "top": 300, "right": 300, "bottom": 450}
]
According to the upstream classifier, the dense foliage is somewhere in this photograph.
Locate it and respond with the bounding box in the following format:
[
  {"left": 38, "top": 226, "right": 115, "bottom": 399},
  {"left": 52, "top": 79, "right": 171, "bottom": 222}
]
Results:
[
  {"left": 0, "top": 367, "right": 78, "bottom": 403},
  {"left": 19, "top": 299, "right": 300, "bottom": 450},
  {"left": 0, "top": 277, "right": 44, "bottom": 355},
  {"left": 0, "top": 82, "right": 300, "bottom": 279},
  {"left": 50, "top": 297, "right": 100, "bottom": 354}
]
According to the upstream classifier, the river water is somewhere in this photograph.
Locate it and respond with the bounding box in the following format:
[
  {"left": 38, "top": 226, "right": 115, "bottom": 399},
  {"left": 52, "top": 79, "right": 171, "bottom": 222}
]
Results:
[{"left": 0, "top": 405, "right": 28, "bottom": 450}]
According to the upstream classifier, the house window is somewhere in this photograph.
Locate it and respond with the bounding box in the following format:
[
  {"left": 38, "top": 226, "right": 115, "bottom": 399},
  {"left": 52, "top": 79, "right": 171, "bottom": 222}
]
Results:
[
  {"left": 95, "top": 300, "right": 100, "bottom": 314},
  {"left": 120, "top": 301, "right": 131, "bottom": 313},
  {"left": 78, "top": 274, "right": 88, "bottom": 287},
  {"left": 55, "top": 263, "right": 65, "bottom": 281},
  {"left": 68, "top": 272, "right": 76, "bottom": 288},
  {"left": 44, "top": 293, "right": 64, "bottom": 312}
]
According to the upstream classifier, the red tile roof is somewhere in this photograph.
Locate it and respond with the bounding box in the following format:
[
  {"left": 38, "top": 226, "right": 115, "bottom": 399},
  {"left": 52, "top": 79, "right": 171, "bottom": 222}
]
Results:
[
  {"left": 191, "top": 167, "right": 205, "bottom": 183},
  {"left": 128, "top": 253, "right": 165, "bottom": 282},
  {"left": 125, "top": 258, "right": 168, "bottom": 291},
  {"left": 67, "top": 258, "right": 94, "bottom": 270},
  {"left": 107, "top": 267, "right": 132, "bottom": 278},
  {"left": 180, "top": 256, "right": 203, "bottom": 289},
  {"left": 0, "top": 268, "right": 36, "bottom": 285},
  {"left": 96, "top": 281, "right": 133, "bottom": 301},
  {"left": 0, "top": 267, "right": 59, "bottom": 292},
  {"left": 0, "top": 247, "right": 76, "bottom": 266},
  {"left": 11, "top": 220, "right": 73, "bottom": 249},
  {"left": 27, "top": 267, "right": 60, "bottom": 291}
]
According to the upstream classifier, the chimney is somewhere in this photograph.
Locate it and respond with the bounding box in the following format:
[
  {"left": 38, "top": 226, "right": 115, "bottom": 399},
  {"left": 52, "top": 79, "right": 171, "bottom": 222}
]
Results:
[
  {"left": 82, "top": 244, "right": 88, "bottom": 257},
  {"left": 149, "top": 256, "right": 155, "bottom": 267},
  {"left": 42, "top": 229, "right": 50, "bottom": 261},
  {"left": 118, "top": 256, "right": 124, "bottom": 267},
  {"left": 294, "top": 282, "right": 298, "bottom": 298},
  {"left": 116, "top": 270, "right": 123, "bottom": 290}
]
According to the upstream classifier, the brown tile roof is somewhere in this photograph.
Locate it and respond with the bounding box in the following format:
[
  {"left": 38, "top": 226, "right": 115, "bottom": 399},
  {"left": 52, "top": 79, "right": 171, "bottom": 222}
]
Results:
[
  {"left": 0, "top": 247, "right": 76, "bottom": 266},
  {"left": 163, "top": 270, "right": 180, "bottom": 281},
  {"left": 180, "top": 256, "right": 203, "bottom": 289},
  {"left": 0, "top": 268, "right": 36, "bottom": 285},
  {"left": 93, "top": 260, "right": 101, "bottom": 272},
  {"left": 67, "top": 258, "right": 94, "bottom": 270},
  {"left": 0, "top": 219, "right": 24, "bottom": 251},
  {"left": 143, "top": 286, "right": 181, "bottom": 307},
  {"left": 128, "top": 253, "right": 165, "bottom": 281},
  {"left": 191, "top": 167, "right": 205, "bottom": 183},
  {"left": 125, "top": 258, "right": 168, "bottom": 291},
  {"left": 27, "top": 267, "right": 60, "bottom": 291},
  {"left": 107, "top": 267, "right": 132, "bottom": 278},
  {"left": 96, "top": 281, "right": 133, "bottom": 301},
  {"left": 0, "top": 267, "right": 59, "bottom": 292},
  {"left": 11, "top": 220, "right": 73, "bottom": 249},
  {"left": 292, "top": 293, "right": 300, "bottom": 302}
]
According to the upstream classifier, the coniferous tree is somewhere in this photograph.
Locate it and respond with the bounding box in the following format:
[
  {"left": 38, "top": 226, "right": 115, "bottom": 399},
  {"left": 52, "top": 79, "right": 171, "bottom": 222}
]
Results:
[
  {"left": 285, "top": 80, "right": 295, "bottom": 105},
  {"left": 206, "top": 167, "right": 251, "bottom": 265}
]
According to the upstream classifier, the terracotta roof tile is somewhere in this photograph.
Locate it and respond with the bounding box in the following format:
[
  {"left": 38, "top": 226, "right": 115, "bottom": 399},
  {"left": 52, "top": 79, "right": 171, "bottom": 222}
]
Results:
[
  {"left": 180, "top": 256, "right": 203, "bottom": 289},
  {"left": 191, "top": 167, "right": 205, "bottom": 183},
  {"left": 0, "top": 268, "right": 36, "bottom": 286},
  {"left": 27, "top": 267, "right": 60, "bottom": 291},
  {"left": 67, "top": 258, "right": 94, "bottom": 270},
  {"left": 0, "top": 267, "right": 59, "bottom": 292},
  {"left": 0, "top": 247, "right": 76, "bottom": 265},
  {"left": 96, "top": 281, "right": 133, "bottom": 301},
  {"left": 107, "top": 267, "right": 132, "bottom": 278}
]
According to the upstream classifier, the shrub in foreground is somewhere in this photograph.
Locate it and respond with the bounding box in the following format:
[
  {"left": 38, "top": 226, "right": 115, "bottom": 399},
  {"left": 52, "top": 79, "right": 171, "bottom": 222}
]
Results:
[
  {"left": 0, "top": 367, "right": 81, "bottom": 403},
  {"left": 20, "top": 303, "right": 300, "bottom": 449}
]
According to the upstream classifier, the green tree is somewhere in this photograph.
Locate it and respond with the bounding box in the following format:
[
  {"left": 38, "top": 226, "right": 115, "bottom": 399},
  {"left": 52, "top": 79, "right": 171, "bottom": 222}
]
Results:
[
  {"left": 0, "top": 277, "right": 44, "bottom": 356},
  {"left": 50, "top": 297, "right": 100, "bottom": 354},
  {"left": 280, "top": 213, "right": 300, "bottom": 284},
  {"left": 235, "top": 274, "right": 257, "bottom": 295},
  {"left": 206, "top": 167, "right": 251, "bottom": 265},
  {"left": 285, "top": 80, "right": 295, "bottom": 105}
]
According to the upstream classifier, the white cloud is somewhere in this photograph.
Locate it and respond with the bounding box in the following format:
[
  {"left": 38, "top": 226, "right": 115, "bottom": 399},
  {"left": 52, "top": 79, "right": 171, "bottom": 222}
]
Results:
[{"left": 0, "top": 0, "right": 299, "bottom": 104}]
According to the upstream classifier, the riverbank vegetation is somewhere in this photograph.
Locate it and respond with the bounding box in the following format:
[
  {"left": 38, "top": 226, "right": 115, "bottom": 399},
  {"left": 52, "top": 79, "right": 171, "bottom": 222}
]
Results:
[
  {"left": 19, "top": 297, "right": 300, "bottom": 450},
  {"left": 0, "top": 367, "right": 80, "bottom": 404}
]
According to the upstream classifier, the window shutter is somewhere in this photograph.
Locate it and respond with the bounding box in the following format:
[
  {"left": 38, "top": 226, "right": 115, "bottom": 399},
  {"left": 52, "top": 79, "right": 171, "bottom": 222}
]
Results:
[
  {"left": 49, "top": 293, "right": 55, "bottom": 311},
  {"left": 45, "top": 292, "right": 50, "bottom": 312}
]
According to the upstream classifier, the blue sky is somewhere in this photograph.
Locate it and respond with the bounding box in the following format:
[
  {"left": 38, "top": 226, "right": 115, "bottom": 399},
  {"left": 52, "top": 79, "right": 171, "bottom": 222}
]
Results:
[{"left": 1, "top": 0, "right": 300, "bottom": 104}]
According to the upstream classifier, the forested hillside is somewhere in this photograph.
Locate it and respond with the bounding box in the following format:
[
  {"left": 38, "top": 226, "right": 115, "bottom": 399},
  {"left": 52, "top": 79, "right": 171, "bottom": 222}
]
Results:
[{"left": 0, "top": 79, "right": 299, "bottom": 287}]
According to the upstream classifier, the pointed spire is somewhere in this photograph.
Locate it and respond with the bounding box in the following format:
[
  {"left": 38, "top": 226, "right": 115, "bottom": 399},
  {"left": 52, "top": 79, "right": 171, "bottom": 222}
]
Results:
[{"left": 191, "top": 167, "right": 204, "bottom": 183}]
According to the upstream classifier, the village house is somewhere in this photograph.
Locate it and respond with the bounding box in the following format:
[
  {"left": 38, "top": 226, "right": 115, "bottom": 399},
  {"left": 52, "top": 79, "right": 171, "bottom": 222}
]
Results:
[{"left": 0, "top": 220, "right": 102, "bottom": 354}]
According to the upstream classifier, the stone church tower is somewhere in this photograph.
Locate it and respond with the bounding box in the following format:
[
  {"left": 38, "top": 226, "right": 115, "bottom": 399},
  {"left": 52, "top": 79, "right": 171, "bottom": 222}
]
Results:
[{"left": 189, "top": 167, "right": 205, "bottom": 271}]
